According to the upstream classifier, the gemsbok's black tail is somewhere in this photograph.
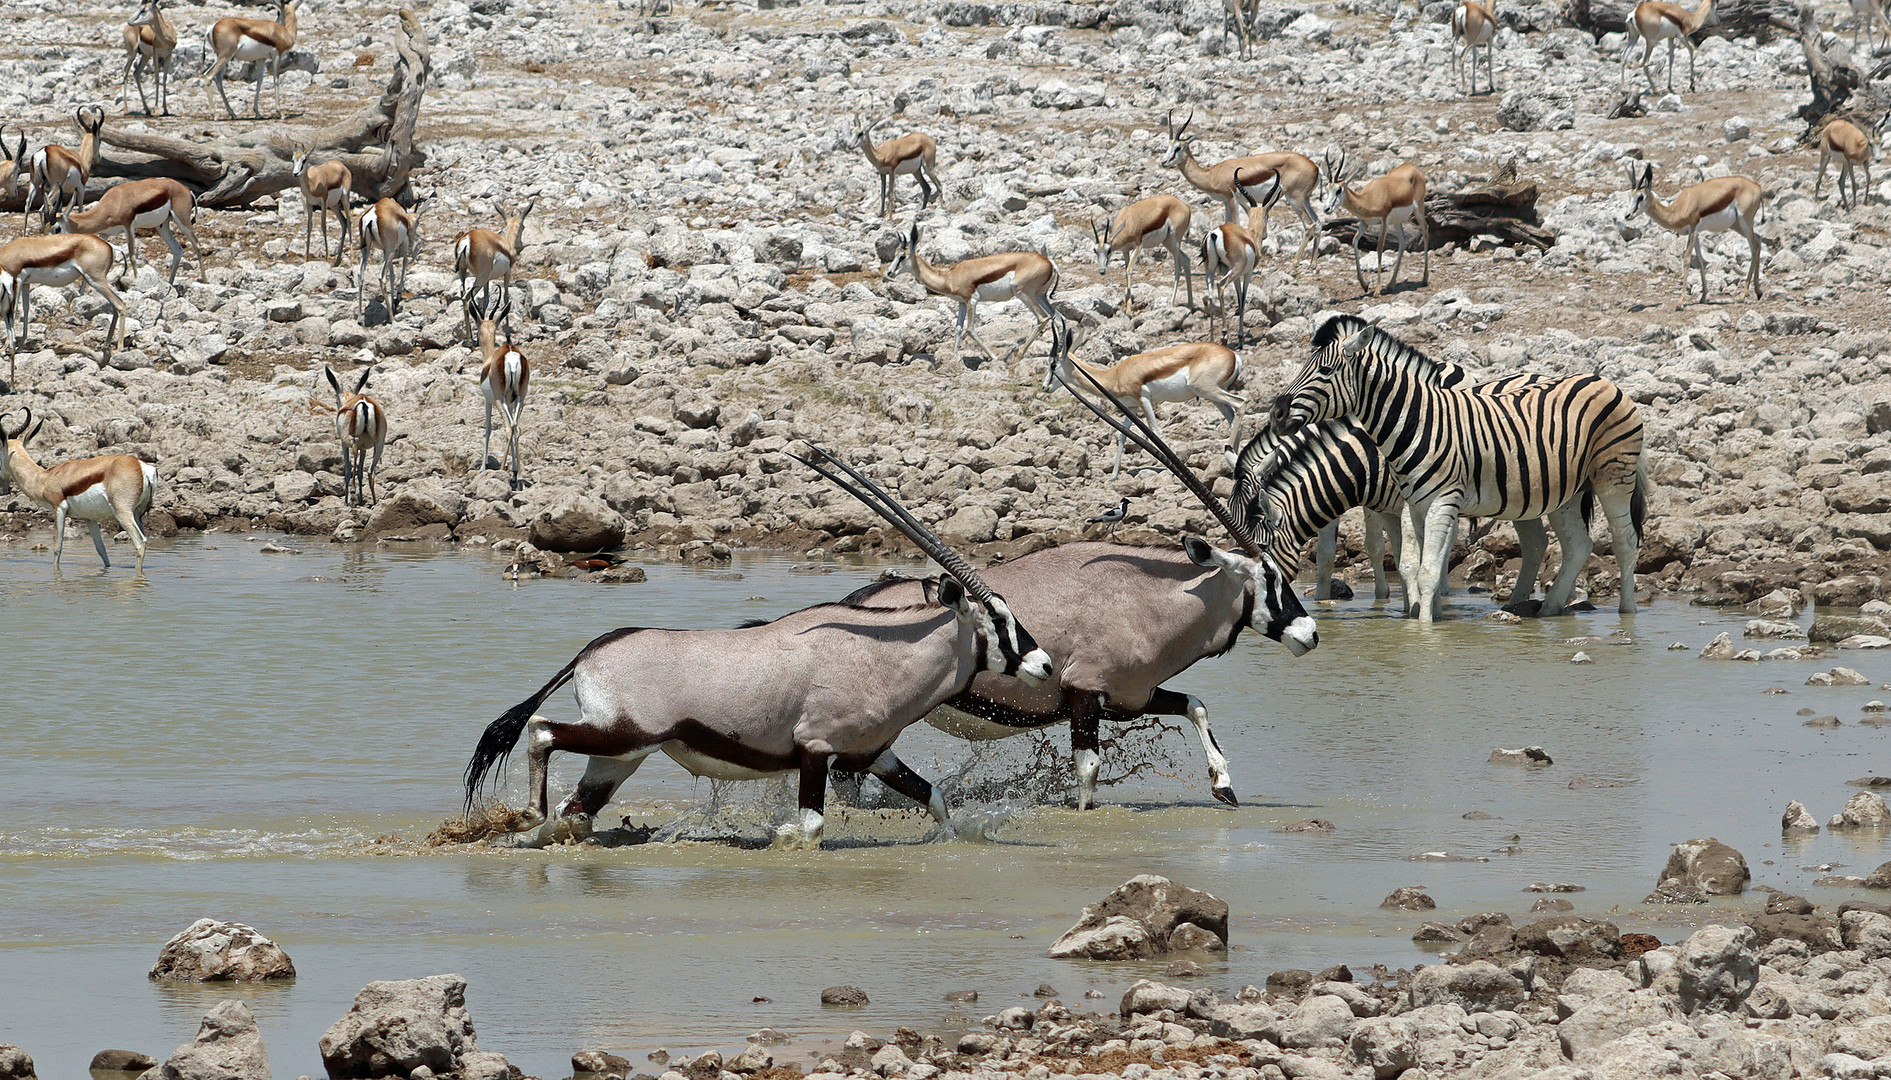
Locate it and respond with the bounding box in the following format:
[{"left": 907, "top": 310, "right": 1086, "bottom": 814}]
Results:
[{"left": 463, "top": 655, "right": 583, "bottom": 813}]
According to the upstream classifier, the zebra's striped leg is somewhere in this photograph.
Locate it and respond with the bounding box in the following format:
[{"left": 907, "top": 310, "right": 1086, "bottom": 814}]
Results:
[
  {"left": 1596, "top": 489, "right": 1641, "bottom": 614},
  {"left": 1414, "top": 499, "right": 1459, "bottom": 623},
  {"left": 1539, "top": 502, "right": 1593, "bottom": 617},
  {"left": 1361, "top": 511, "right": 1393, "bottom": 600},
  {"left": 1513, "top": 517, "right": 1550, "bottom": 603},
  {"left": 1314, "top": 521, "right": 1339, "bottom": 601},
  {"left": 1397, "top": 503, "right": 1425, "bottom": 617}
]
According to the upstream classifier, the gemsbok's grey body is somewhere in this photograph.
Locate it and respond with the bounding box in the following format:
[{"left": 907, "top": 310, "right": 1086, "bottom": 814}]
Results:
[{"left": 464, "top": 447, "right": 1052, "bottom": 849}]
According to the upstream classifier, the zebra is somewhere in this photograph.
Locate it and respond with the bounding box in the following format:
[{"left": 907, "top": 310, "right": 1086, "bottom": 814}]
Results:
[
  {"left": 1233, "top": 315, "right": 1551, "bottom": 612},
  {"left": 1272, "top": 318, "right": 1647, "bottom": 622}
]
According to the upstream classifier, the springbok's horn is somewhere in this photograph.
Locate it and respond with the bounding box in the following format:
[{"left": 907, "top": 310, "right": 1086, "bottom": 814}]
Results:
[
  {"left": 1055, "top": 336, "right": 1262, "bottom": 557},
  {"left": 794, "top": 445, "right": 996, "bottom": 602},
  {"left": 7, "top": 407, "right": 33, "bottom": 440}
]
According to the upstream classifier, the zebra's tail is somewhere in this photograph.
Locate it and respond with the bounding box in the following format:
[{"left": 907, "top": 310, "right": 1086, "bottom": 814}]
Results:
[
  {"left": 1631, "top": 454, "right": 1649, "bottom": 541},
  {"left": 1578, "top": 486, "right": 1595, "bottom": 530}
]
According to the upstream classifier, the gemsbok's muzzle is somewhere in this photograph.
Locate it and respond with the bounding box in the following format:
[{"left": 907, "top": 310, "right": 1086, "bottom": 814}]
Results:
[{"left": 1283, "top": 616, "right": 1319, "bottom": 657}]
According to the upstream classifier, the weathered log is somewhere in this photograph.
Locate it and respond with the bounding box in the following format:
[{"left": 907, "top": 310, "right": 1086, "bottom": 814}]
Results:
[
  {"left": 1324, "top": 166, "right": 1557, "bottom": 252},
  {"left": 1565, "top": 0, "right": 1796, "bottom": 43},
  {"left": 87, "top": 8, "right": 429, "bottom": 208},
  {"left": 1796, "top": 2, "right": 1861, "bottom": 129}
]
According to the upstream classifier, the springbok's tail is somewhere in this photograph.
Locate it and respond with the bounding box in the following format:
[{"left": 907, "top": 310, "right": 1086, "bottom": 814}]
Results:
[{"left": 463, "top": 654, "right": 582, "bottom": 812}]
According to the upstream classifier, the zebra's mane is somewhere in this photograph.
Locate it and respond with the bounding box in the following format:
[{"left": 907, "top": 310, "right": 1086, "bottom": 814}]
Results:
[{"left": 1345, "top": 324, "right": 1462, "bottom": 386}]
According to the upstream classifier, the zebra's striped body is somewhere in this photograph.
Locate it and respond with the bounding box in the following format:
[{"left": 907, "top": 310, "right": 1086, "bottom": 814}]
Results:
[
  {"left": 1275, "top": 320, "right": 1647, "bottom": 621},
  {"left": 1235, "top": 316, "right": 1550, "bottom": 610}
]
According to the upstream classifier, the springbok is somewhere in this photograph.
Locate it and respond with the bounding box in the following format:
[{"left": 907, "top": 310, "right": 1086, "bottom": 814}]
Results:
[
  {"left": 454, "top": 199, "right": 533, "bottom": 343},
  {"left": 292, "top": 146, "right": 353, "bottom": 265},
  {"left": 1817, "top": 116, "right": 1883, "bottom": 209},
  {"left": 463, "top": 445, "right": 1053, "bottom": 849},
  {"left": 1163, "top": 111, "right": 1323, "bottom": 262},
  {"left": 0, "top": 128, "right": 25, "bottom": 206},
  {"left": 1159, "top": 109, "right": 1283, "bottom": 224},
  {"left": 56, "top": 177, "right": 208, "bottom": 290},
  {"left": 1452, "top": 0, "right": 1498, "bottom": 94},
  {"left": 121, "top": 0, "right": 179, "bottom": 116},
  {"left": 0, "top": 234, "right": 130, "bottom": 380},
  {"left": 1201, "top": 170, "right": 1275, "bottom": 346},
  {"left": 1625, "top": 161, "right": 1762, "bottom": 303},
  {"left": 311, "top": 366, "right": 386, "bottom": 507},
  {"left": 1323, "top": 150, "right": 1430, "bottom": 297},
  {"left": 885, "top": 224, "right": 1062, "bottom": 366},
  {"left": 25, "top": 106, "right": 106, "bottom": 234},
  {"left": 1, "top": 408, "right": 157, "bottom": 573},
  {"left": 1620, "top": 0, "right": 1715, "bottom": 94},
  {"left": 852, "top": 113, "right": 943, "bottom": 218},
  {"left": 1094, "top": 194, "right": 1194, "bottom": 313},
  {"left": 204, "top": 0, "right": 299, "bottom": 120},
  {"left": 1044, "top": 323, "right": 1243, "bottom": 480},
  {"left": 473, "top": 294, "right": 529, "bottom": 489},
  {"left": 1852, "top": 0, "right": 1891, "bottom": 53},
  {"left": 357, "top": 195, "right": 424, "bottom": 321}
]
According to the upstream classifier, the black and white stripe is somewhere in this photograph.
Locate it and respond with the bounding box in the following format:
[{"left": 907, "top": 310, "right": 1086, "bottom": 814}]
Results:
[{"left": 1274, "top": 318, "right": 1647, "bottom": 620}]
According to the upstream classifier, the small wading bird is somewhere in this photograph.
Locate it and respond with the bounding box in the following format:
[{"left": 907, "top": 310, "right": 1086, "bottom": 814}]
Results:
[
  {"left": 1044, "top": 323, "right": 1244, "bottom": 479},
  {"left": 25, "top": 106, "right": 105, "bottom": 234},
  {"left": 472, "top": 294, "right": 529, "bottom": 489},
  {"left": 0, "top": 408, "right": 157, "bottom": 573},
  {"left": 1087, "top": 497, "right": 1129, "bottom": 525},
  {"left": 455, "top": 199, "right": 533, "bottom": 343},
  {"left": 1817, "top": 115, "right": 1885, "bottom": 209},
  {"left": 203, "top": 0, "right": 300, "bottom": 120},
  {"left": 884, "top": 223, "right": 1062, "bottom": 366},
  {"left": 851, "top": 113, "right": 942, "bottom": 218},
  {"left": 309, "top": 366, "right": 386, "bottom": 507},
  {"left": 1452, "top": 0, "right": 1498, "bottom": 95},
  {"left": 838, "top": 351, "right": 1318, "bottom": 812},
  {"left": 55, "top": 177, "right": 209, "bottom": 291},
  {"left": 1321, "top": 149, "right": 1430, "bottom": 297},
  {"left": 1620, "top": 0, "right": 1716, "bottom": 95},
  {"left": 463, "top": 444, "right": 1052, "bottom": 850},
  {"left": 121, "top": 0, "right": 178, "bottom": 116},
  {"left": 1624, "top": 161, "right": 1763, "bottom": 303},
  {"left": 0, "top": 233, "right": 130, "bottom": 380}
]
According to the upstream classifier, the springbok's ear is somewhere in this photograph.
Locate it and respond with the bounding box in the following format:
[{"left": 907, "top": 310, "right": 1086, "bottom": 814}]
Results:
[
  {"left": 325, "top": 367, "right": 342, "bottom": 395},
  {"left": 935, "top": 575, "right": 970, "bottom": 613},
  {"left": 353, "top": 367, "right": 373, "bottom": 394}
]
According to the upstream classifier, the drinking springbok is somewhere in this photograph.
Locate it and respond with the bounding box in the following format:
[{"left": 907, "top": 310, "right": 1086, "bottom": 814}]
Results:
[
  {"left": 311, "top": 366, "right": 386, "bottom": 507},
  {"left": 463, "top": 445, "right": 1053, "bottom": 849},
  {"left": 56, "top": 177, "right": 209, "bottom": 290},
  {"left": 25, "top": 106, "right": 105, "bottom": 234},
  {"left": 473, "top": 294, "right": 529, "bottom": 489},
  {"left": 204, "top": 0, "right": 300, "bottom": 120},
  {"left": 1, "top": 234, "right": 130, "bottom": 380},
  {"left": 357, "top": 195, "right": 424, "bottom": 321},
  {"left": 1044, "top": 324, "right": 1243, "bottom": 479},
  {"left": 844, "top": 366, "right": 1318, "bottom": 809},
  {"left": 1, "top": 408, "right": 157, "bottom": 573},
  {"left": 852, "top": 113, "right": 943, "bottom": 218},
  {"left": 121, "top": 0, "right": 178, "bottom": 116}
]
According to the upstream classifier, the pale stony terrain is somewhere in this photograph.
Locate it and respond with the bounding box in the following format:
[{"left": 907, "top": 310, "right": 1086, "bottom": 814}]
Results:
[{"left": 0, "top": 0, "right": 1888, "bottom": 609}]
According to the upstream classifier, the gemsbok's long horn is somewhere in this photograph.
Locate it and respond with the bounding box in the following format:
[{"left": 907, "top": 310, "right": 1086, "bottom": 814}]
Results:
[
  {"left": 793, "top": 444, "right": 996, "bottom": 601},
  {"left": 1053, "top": 325, "right": 1264, "bottom": 557}
]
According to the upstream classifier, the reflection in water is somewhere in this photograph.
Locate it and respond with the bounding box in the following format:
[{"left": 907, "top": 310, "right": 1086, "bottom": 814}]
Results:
[{"left": 2, "top": 536, "right": 1887, "bottom": 1080}]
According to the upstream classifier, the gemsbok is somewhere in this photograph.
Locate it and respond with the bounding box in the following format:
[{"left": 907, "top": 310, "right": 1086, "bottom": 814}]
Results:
[
  {"left": 1817, "top": 116, "right": 1883, "bottom": 209},
  {"left": 292, "top": 145, "right": 353, "bottom": 265},
  {"left": 473, "top": 294, "right": 529, "bottom": 489},
  {"left": 885, "top": 223, "right": 1062, "bottom": 366},
  {"left": 454, "top": 199, "right": 533, "bottom": 343},
  {"left": 1094, "top": 193, "right": 1194, "bottom": 313},
  {"left": 1045, "top": 324, "right": 1243, "bottom": 480},
  {"left": 852, "top": 113, "right": 943, "bottom": 218},
  {"left": 1625, "top": 161, "right": 1763, "bottom": 303},
  {"left": 1323, "top": 149, "right": 1430, "bottom": 297},
  {"left": 312, "top": 366, "right": 386, "bottom": 507},
  {"left": 0, "top": 234, "right": 130, "bottom": 379},
  {"left": 1231, "top": 314, "right": 1551, "bottom": 610},
  {"left": 121, "top": 0, "right": 179, "bottom": 116},
  {"left": 25, "top": 106, "right": 106, "bottom": 235},
  {"left": 204, "top": 0, "right": 299, "bottom": 120},
  {"left": 463, "top": 444, "right": 1053, "bottom": 849},
  {"left": 56, "top": 177, "right": 209, "bottom": 290},
  {"left": 1452, "top": 0, "right": 1498, "bottom": 94},
  {"left": 1272, "top": 319, "right": 1647, "bottom": 622},
  {"left": 357, "top": 195, "right": 424, "bottom": 321},
  {"left": 1, "top": 408, "right": 157, "bottom": 573},
  {"left": 1620, "top": 0, "right": 1715, "bottom": 94}
]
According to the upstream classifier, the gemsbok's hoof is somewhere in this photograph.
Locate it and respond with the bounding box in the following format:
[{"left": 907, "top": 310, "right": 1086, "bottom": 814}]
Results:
[{"left": 772, "top": 809, "right": 825, "bottom": 851}]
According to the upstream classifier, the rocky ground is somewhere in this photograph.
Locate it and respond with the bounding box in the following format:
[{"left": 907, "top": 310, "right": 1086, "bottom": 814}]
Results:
[{"left": 2, "top": 0, "right": 1890, "bottom": 602}]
